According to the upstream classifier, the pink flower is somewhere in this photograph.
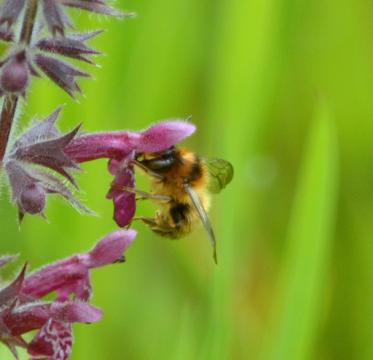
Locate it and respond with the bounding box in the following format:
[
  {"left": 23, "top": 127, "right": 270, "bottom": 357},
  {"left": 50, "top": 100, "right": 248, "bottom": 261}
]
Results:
[
  {"left": 6, "top": 107, "right": 196, "bottom": 226},
  {"left": 66, "top": 120, "right": 196, "bottom": 227},
  {"left": 0, "top": 229, "right": 136, "bottom": 359}
]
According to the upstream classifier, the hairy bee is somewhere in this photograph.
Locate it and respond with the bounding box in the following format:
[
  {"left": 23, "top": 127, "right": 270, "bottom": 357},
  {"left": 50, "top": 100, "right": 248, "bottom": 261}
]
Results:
[{"left": 130, "top": 146, "right": 233, "bottom": 263}]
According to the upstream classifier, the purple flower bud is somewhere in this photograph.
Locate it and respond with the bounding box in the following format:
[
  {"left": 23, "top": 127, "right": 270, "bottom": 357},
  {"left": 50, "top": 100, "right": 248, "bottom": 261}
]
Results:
[
  {"left": 0, "top": 52, "right": 29, "bottom": 94},
  {"left": 20, "top": 183, "right": 46, "bottom": 215}
]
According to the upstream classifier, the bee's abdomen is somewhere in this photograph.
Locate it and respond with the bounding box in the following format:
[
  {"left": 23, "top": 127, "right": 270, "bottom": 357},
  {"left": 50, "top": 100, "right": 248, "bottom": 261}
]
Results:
[{"left": 170, "top": 203, "right": 191, "bottom": 229}]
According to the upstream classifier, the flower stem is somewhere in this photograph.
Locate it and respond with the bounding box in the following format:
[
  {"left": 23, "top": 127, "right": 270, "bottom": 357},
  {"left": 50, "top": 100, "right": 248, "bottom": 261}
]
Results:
[
  {"left": 0, "top": 0, "right": 38, "bottom": 163},
  {"left": 20, "top": 0, "right": 39, "bottom": 44}
]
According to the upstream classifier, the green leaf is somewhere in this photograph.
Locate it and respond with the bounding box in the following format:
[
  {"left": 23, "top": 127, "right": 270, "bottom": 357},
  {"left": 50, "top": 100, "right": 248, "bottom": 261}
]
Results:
[{"left": 265, "top": 101, "right": 338, "bottom": 360}]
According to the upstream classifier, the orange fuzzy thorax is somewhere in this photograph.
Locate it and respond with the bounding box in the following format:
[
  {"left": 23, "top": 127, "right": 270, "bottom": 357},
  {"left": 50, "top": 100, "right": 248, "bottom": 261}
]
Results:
[{"left": 150, "top": 148, "right": 211, "bottom": 211}]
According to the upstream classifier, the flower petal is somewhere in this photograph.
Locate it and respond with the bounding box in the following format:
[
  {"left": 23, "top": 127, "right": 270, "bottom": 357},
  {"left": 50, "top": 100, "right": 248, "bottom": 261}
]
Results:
[
  {"left": 34, "top": 54, "right": 89, "bottom": 97},
  {"left": 36, "top": 31, "right": 102, "bottom": 64},
  {"left": 14, "top": 107, "right": 61, "bottom": 147},
  {"left": 0, "top": 264, "right": 26, "bottom": 305},
  {"left": 61, "top": 0, "right": 132, "bottom": 17},
  {"left": 50, "top": 301, "right": 102, "bottom": 323},
  {"left": 4, "top": 301, "right": 101, "bottom": 336},
  {"left": 27, "top": 319, "right": 72, "bottom": 360},
  {"left": 22, "top": 230, "right": 135, "bottom": 300},
  {"left": 0, "top": 0, "right": 26, "bottom": 28},
  {"left": 22, "top": 259, "right": 87, "bottom": 300},
  {"left": 65, "top": 132, "right": 137, "bottom": 163},
  {"left": 4, "top": 160, "right": 46, "bottom": 217},
  {"left": 137, "top": 121, "right": 196, "bottom": 153},
  {"left": 13, "top": 123, "right": 81, "bottom": 186},
  {"left": 106, "top": 157, "right": 136, "bottom": 228},
  {"left": 86, "top": 229, "right": 137, "bottom": 267},
  {"left": 41, "top": 0, "right": 70, "bottom": 36}
]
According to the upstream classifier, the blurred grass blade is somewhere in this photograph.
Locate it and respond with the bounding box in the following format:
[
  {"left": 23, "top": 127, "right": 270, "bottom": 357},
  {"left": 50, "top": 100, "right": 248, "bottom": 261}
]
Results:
[
  {"left": 202, "top": 0, "right": 283, "bottom": 357},
  {"left": 173, "top": 303, "right": 197, "bottom": 360},
  {"left": 265, "top": 101, "right": 338, "bottom": 360}
]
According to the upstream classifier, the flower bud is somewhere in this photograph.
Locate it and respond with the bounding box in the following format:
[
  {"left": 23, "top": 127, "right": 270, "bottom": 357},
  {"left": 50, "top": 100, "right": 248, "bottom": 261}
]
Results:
[
  {"left": 20, "top": 183, "right": 46, "bottom": 215},
  {"left": 0, "top": 53, "right": 29, "bottom": 93}
]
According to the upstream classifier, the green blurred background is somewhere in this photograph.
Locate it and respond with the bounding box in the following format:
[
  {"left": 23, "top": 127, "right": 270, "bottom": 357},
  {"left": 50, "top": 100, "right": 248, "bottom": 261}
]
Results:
[{"left": 1, "top": 0, "right": 372, "bottom": 359}]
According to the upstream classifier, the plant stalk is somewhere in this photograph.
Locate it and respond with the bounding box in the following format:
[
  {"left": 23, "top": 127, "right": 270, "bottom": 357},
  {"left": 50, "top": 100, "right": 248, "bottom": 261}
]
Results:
[{"left": 0, "top": 0, "right": 38, "bottom": 163}]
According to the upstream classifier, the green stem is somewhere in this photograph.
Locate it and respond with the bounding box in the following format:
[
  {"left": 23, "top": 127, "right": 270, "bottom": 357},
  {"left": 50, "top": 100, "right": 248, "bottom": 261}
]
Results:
[{"left": 0, "top": 0, "right": 38, "bottom": 163}]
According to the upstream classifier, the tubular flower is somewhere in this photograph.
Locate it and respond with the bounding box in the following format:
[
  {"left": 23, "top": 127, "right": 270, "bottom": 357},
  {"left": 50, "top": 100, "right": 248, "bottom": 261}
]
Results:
[
  {"left": 65, "top": 120, "right": 196, "bottom": 227},
  {"left": 5, "top": 105, "right": 196, "bottom": 226},
  {"left": 0, "top": 229, "right": 136, "bottom": 359}
]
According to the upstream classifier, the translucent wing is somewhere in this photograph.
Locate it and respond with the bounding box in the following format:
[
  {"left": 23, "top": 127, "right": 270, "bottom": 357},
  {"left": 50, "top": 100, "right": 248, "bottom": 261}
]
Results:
[
  {"left": 203, "top": 157, "right": 234, "bottom": 194},
  {"left": 184, "top": 183, "right": 217, "bottom": 264}
]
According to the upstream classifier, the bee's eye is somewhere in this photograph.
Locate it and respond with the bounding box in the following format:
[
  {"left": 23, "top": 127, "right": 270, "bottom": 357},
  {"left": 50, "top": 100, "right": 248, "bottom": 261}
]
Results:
[{"left": 142, "top": 157, "right": 175, "bottom": 170}]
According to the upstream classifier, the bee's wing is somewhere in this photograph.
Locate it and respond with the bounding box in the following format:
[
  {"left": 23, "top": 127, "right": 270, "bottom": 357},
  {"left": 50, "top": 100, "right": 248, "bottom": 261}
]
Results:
[
  {"left": 184, "top": 183, "right": 217, "bottom": 264},
  {"left": 202, "top": 157, "right": 234, "bottom": 194}
]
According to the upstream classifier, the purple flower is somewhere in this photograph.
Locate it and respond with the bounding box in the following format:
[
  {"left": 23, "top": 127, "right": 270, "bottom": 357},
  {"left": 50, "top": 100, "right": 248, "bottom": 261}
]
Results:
[
  {"left": 0, "top": 32, "right": 102, "bottom": 98},
  {"left": 5, "top": 106, "right": 196, "bottom": 225},
  {"left": 0, "top": 51, "right": 30, "bottom": 94},
  {"left": 0, "top": 229, "right": 136, "bottom": 359},
  {"left": 106, "top": 155, "right": 136, "bottom": 227},
  {"left": 65, "top": 120, "right": 196, "bottom": 227}
]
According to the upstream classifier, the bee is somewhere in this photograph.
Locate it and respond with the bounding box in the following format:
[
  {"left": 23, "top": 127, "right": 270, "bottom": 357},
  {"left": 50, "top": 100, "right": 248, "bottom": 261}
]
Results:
[{"left": 128, "top": 146, "right": 233, "bottom": 264}]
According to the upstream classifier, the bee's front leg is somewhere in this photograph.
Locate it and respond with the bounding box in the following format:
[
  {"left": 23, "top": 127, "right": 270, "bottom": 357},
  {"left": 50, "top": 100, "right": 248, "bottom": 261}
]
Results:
[
  {"left": 133, "top": 216, "right": 158, "bottom": 227},
  {"left": 134, "top": 216, "right": 176, "bottom": 236}
]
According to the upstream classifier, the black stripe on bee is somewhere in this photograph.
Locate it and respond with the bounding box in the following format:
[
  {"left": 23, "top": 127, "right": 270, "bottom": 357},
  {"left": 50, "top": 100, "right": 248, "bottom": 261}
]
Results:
[
  {"left": 170, "top": 203, "right": 191, "bottom": 228},
  {"left": 188, "top": 156, "right": 203, "bottom": 182}
]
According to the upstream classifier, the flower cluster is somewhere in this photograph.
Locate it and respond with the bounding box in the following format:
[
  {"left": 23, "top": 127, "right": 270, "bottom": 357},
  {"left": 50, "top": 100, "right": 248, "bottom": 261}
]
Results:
[
  {"left": 4, "top": 106, "right": 196, "bottom": 224},
  {"left": 0, "top": 0, "right": 199, "bottom": 359},
  {"left": 0, "top": 0, "right": 133, "bottom": 98},
  {"left": 0, "top": 229, "right": 136, "bottom": 359}
]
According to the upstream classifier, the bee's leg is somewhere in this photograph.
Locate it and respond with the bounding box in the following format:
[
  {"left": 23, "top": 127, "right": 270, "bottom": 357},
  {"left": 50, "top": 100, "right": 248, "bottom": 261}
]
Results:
[
  {"left": 133, "top": 216, "right": 158, "bottom": 227},
  {"left": 152, "top": 227, "right": 176, "bottom": 236},
  {"left": 131, "top": 160, "right": 164, "bottom": 180},
  {"left": 133, "top": 216, "right": 175, "bottom": 235},
  {"left": 121, "top": 186, "right": 171, "bottom": 202}
]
